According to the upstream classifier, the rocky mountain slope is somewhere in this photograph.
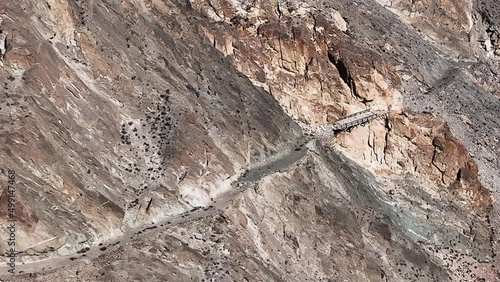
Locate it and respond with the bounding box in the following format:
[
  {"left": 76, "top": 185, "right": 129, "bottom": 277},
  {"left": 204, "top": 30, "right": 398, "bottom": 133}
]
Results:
[{"left": 0, "top": 0, "right": 499, "bottom": 281}]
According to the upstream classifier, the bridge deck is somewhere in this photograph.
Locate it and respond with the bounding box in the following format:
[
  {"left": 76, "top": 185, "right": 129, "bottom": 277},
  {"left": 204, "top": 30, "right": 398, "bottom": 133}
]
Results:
[{"left": 332, "top": 109, "right": 384, "bottom": 131}]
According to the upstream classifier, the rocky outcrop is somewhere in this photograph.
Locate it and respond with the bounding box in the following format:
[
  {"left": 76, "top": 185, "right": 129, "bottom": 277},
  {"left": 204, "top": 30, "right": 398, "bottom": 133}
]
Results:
[
  {"left": 0, "top": 0, "right": 499, "bottom": 281},
  {"left": 478, "top": 2, "right": 500, "bottom": 57},
  {"left": 0, "top": 0, "right": 301, "bottom": 260},
  {"left": 195, "top": 0, "right": 403, "bottom": 124},
  {"left": 190, "top": 0, "right": 492, "bottom": 211},
  {"left": 376, "top": 0, "right": 474, "bottom": 54},
  {"left": 14, "top": 143, "right": 496, "bottom": 281}
]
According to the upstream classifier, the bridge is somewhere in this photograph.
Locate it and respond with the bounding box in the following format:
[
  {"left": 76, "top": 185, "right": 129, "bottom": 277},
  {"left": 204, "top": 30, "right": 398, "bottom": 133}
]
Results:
[
  {"left": 332, "top": 109, "right": 386, "bottom": 132},
  {"left": 298, "top": 108, "right": 387, "bottom": 137}
]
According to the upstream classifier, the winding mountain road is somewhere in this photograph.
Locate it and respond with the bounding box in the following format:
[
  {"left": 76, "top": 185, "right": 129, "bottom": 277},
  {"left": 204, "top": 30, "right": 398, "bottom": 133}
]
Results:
[{"left": 0, "top": 137, "right": 311, "bottom": 278}]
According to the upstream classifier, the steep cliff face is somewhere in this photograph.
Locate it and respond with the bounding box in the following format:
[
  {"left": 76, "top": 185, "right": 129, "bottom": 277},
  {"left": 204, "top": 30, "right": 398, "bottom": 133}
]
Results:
[
  {"left": 0, "top": 0, "right": 499, "bottom": 281},
  {"left": 9, "top": 143, "right": 497, "bottom": 281},
  {"left": 191, "top": 0, "right": 493, "bottom": 210},
  {"left": 375, "top": 0, "right": 474, "bottom": 55},
  {"left": 379, "top": 0, "right": 500, "bottom": 59},
  {"left": 0, "top": 0, "right": 301, "bottom": 259},
  {"left": 194, "top": 0, "right": 403, "bottom": 123}
]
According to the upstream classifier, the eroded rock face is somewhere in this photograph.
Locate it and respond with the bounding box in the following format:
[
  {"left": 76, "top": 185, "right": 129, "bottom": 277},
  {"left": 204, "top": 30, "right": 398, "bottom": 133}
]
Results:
[
  {"left": 376, "top": 0, "right": 474, "bottom": 50},
  {"left": 12, "top": 145, "right": 496, "bottom": 281},
  {"left": 194, "top": 0, "right": 403, "bottom": 124},
  {"left": 190, "top": 0, "right": 492, "bottom": 211},
  {"left": 0, "top": 0, "right": 499, "bottom": 281},
  {"left": 0, "top": 0, "right": 301, "bottom": 259}
]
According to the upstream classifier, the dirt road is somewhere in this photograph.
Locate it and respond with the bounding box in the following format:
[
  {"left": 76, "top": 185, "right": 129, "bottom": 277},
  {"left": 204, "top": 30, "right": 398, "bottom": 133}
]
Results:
[{"left": 0, "top": 137, "right": 310, "bottom": 279}]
